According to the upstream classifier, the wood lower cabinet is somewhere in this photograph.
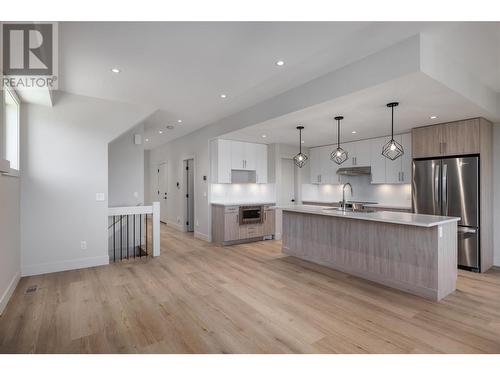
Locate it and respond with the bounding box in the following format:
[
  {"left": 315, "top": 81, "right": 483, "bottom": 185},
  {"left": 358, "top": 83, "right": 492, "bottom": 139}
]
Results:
[
  {"left": 263, "top": 207, "right": 275, "bottom": 236},
  {"left": 212, "top": 204, "right": 275, "bottom": 245}
]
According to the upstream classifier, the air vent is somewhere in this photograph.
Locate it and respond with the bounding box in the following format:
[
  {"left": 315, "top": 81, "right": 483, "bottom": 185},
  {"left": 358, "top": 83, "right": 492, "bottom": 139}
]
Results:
[{"left": 25, "top": 285, "right": 38, "bottom": 294}]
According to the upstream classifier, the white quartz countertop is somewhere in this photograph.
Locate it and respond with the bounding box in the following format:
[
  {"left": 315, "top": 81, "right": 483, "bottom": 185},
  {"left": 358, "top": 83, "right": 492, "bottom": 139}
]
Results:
[
  {"left": 280, "top": 205, "right": 460, "bottom": 227},
  {"left": 211, "top": 201, "right": 276, "bottom": 207}
]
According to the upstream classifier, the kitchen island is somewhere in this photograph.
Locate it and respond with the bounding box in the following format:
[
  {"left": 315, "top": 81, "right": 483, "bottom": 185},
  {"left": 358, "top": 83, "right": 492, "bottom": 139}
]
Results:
[{"left": 281, "top": 205, "right": 460, "bottom": 301}]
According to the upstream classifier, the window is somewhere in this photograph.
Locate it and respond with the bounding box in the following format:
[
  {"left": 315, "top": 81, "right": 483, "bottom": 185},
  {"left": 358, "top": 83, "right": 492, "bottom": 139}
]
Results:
[{"left": 3, "top": 88, "right": 20, "bottom": 171}]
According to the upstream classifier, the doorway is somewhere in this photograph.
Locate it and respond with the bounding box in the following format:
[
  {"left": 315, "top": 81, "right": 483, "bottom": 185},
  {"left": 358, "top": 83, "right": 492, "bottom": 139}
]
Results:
[
  {"left": 184, "top": 158, "right": 195, "bottom": 232},
  {"left": 279, "top": 158, "right": 296, "bottom": 205},
  {"left": 157, "top": 162, "right": 168, "bottom": 223}
]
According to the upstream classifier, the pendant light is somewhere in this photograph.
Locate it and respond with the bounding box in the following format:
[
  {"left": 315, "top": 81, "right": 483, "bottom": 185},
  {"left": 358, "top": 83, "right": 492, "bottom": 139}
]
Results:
[
  {"left": 293, "top": 126, "right": 308, "bottom": 168},
  {"left": 382, "top": 102, "right": 404, "bottom": 160},
  {"left": 330, "top": 116, "right": 348, "bottom": 165}
]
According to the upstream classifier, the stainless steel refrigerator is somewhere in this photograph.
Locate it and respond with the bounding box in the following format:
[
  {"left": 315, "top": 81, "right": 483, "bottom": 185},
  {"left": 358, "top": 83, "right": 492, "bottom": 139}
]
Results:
[{"left": 412, "top": 156, "right": 480, "bottom": 271}]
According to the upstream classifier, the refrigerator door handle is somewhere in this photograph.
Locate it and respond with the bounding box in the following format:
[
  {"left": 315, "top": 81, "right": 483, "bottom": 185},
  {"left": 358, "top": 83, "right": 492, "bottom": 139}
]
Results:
[
  {"left": 458, "top": 227, "right": 477, "bottom": 234},
  {"left": 434, "top": 164, "right": 440, "bottom": 211},
  {"left": 442, "top": 163, "right": 448, "bottom": 216}
]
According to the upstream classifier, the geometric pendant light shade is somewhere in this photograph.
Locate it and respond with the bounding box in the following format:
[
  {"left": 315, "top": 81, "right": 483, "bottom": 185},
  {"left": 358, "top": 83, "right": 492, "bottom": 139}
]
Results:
[
  {"left": 382, "top": 102, "right": 404, "bottom": 160},
  {"left": 293, "top": 126, "right": 308, "bottom": 168},
  {"left": 330, "top": 116, "right": 348, "bottom": 165}
]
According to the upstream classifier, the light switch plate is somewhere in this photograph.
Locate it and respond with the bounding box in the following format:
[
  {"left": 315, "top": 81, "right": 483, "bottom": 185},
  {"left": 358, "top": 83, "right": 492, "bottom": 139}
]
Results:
[{"left": 95, "top": 193, "right": 105, "bottom": 201}]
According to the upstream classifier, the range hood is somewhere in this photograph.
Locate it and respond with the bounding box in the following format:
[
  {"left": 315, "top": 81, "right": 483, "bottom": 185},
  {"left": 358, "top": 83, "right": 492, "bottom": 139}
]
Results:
[{"left": 336, "top": 166, "right": 371, "bottom": 176}]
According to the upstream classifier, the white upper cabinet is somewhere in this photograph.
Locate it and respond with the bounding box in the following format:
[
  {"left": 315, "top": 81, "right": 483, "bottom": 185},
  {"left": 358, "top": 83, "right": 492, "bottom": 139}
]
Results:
[
  {"left": 211, "top": 139, "right": 268, "bottom": 183},
  {"left": 370, "top": 137, "right": 386, "bottom": 184},
  {"left": 309, "top": 147, "right": 322, "bottom": 184},
  {"left": 348, "top": 139, "right": 371, "bottom": 167},
  {"left": 310, "top": 133, "right": 412, "bottom": 185},
  {"left": 211, "top": 139, "right": 232, "bottom": 183},
  {"left": 309, "top": 145, "right": 340, "bottom": 185},
  {"left": 255, "top": 143, "right": 268, "bottom": 183}
]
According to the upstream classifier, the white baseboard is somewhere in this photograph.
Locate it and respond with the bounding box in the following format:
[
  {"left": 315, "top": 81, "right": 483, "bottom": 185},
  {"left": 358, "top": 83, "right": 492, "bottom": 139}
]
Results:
[
  {"left": 21, "top": 255, "right": 109, "bottom": 277},
  {"left": 0, "top": 271, "right": 20, "bottom": 315},
  {"left": 194, "top": 231, "right": 210, "bottom": 242},
  {"left": 166, "top": 220, "right": 185, "bottom": 232}
]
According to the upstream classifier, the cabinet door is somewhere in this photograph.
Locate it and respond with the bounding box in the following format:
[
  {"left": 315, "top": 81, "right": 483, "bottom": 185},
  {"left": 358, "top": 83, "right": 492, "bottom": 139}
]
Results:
[
  {"left": 231, "top": 141, "right": 245, "bottom": 169},
  {"left": 345, "top": 141, "right": 356, "bottom": 166},
  {"left": 244, "top": 143, "right": 257, "bottom": 170},
  {"left": 264, "top": 209, "right": 275, "bottom": 236},
  {"left": 400, "top": 133, "right": 412, "bottom": 183},
  {"left": 309, "top": 147, "right": 322, "bottom": 184},
  {"left": 224, "top": 212, "right": 240, "bottom": 241},
  {"left": 385, "top": 135, "right": 402, "bottom": 184},
  {"left": 211, "top": 139, "right": 232, "bottom": 183},
  {"left": 353, "top": 139, "right": 371, "bottom": 166},
  {"left": 370, "top": 137, "right": 386, "bottom": 184},
  {"left": 412, "top": 126, "right": 442, "bottom": 158},
  {"left": 441, "top": 119, "right": 480, "bottom": 156},
  {"left": 319, "top": 146, "right": 333, "bottom": 184},
  {"left": 255, "top": 144, "right": 268, "bottom": 183}
]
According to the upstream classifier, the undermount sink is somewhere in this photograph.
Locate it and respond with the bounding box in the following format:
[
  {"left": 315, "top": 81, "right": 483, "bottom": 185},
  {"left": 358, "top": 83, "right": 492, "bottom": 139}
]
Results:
[{"left": 323, "top": 207, "right": 376, "bottom": 213}]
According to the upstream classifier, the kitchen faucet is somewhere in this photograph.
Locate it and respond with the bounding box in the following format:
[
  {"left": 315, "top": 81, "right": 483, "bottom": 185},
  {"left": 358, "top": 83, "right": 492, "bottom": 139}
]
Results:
[{"left": 341, "top": 182, "right": 353, "bottom": 211}]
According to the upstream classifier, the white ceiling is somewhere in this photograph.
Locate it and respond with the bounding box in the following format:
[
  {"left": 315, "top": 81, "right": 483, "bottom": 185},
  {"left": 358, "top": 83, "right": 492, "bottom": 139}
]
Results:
[
  {"left": 221, "top": 72, "right": 492, "bottom": 148},
  {"left": 58, "top": 22, "right": 500, "bottom": 149}
]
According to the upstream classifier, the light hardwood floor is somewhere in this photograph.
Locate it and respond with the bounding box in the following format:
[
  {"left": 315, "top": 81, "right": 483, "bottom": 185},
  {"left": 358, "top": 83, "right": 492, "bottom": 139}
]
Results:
[{"left": 1, "top": 224, "right": 500, "bottom": 354}]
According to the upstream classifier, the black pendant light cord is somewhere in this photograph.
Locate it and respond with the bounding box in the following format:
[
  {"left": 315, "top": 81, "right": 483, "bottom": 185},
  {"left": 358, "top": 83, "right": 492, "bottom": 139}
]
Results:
[
  {"left": 337, "top": 118, "right": 340, "bottom": 148},
  {"left": 299, "top": 128, "right": 302, "bottom": 153},
  {"left": 391, "top": 104, "right": 394, "bottom": 141}
]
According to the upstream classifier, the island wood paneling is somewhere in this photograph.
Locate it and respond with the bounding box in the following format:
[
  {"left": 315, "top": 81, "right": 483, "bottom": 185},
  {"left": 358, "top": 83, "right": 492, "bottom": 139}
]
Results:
[{"left": 282, "top": 211, "right": 457, "bottom": 301}]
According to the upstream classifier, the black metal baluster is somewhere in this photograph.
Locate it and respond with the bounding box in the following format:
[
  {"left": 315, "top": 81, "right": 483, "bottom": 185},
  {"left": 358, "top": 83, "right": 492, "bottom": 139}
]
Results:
[
  {"left": 145, "top": 214, "right": 148, "bottom": 256},
  {"left": 113, "top": 216, "right": 116, "bottom": 262},
  {"left": 127, "top": 215, "right": 129, "bottom": 260},
  {"left": 139, "top": 214, "right": 142, "bottom": 258},
  {"left": 133, "top": 214, "right": 136, "bottom": 258},
  {"left": 120, "top": 215, "right": 123, "bottom": 261}
]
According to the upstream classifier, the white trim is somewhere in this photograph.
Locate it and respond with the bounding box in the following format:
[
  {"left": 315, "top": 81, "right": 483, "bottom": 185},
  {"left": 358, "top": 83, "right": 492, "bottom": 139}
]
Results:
[
  {"left": 0, "top": 271, "right": 20, "bottom": 315},
  {"left": 194, "top": 231, "right": 210, "bottom": 242},
  {"left": 21, "top": 255, "right": 109, "bottom": 277},
  {"left": 108, "top": 205, "right": 153, "bottom": 216}
]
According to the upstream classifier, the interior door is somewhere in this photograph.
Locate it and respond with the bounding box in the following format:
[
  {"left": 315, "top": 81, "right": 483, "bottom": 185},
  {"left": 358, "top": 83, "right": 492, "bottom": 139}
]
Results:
[
  {"left": 185, "top": 159, "right": 195, "bottom": 232},
  {"left": 279, "top": 158, "right": 295, "bottom": 205},
  {"left": 157, "top": 162, "right": 168, "bottom": 223}
]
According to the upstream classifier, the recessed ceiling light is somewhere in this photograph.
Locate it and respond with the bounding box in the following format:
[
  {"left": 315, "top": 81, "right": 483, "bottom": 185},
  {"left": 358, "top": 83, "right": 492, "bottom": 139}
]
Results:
[
  {"left": 158, "top": 130, "right": 163, "bottom": 134},
  {"left": 111, "top": 68, "right": 120, "bottom": 73},
  {"left": 166, "top": 125, "right": 174, "bottom": 129},
  {"left": 352, "top": 131, "right": 357, "bottom": 134},
  {"left": 301, "top": 140, "right": 305, "bottom": 144},
  {"left": 276, "top": 60, "right": 285, "bottom": 67},
  {"left": 145, "top": 138, "right": 149, "bottom": 142},
  {"left": 430, "top": 115, "right": 438, "bottom": 120},
  {"left": 220, "top": 94, "right": 227, "bottom": 99},
  {"left": 261, "top": 134, "right": 267, "bottom": 138},
  {"left": 177, "top": 119, "right": 182, "bottom": 123}
]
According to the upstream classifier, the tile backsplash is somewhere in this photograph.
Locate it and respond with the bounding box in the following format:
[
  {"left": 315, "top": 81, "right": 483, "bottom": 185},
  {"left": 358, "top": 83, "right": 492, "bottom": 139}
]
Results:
[
  {"left": 211, "top": 183, "right": 276, "bottom": 203},
  {"left": 302, "top": 175, "right": 411, "bottom": 207}
]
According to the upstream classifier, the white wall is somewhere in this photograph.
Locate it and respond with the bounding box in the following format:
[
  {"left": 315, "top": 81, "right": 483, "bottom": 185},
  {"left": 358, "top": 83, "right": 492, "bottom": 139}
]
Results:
[
  {"left": 108, "top": 124, "right": 145, "bottom": 207},
  {"left": 493, "top": 123, "right": 500, "bottom": 266},
  {"left": 21, "top": 92, "right": 152, "bottom": 276},
  {"left": 0, "top": 87, "right": 21, "bottom": 315}
]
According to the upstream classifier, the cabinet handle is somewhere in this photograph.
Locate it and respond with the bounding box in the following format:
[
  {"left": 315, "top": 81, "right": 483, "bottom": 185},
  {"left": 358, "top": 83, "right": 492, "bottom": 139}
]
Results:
[
  {"left": 401, "top": 171, "right": 404, "bottom": 182},
  {"left": 236, "top": 214, "right": 239, "bottom": 223}
]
